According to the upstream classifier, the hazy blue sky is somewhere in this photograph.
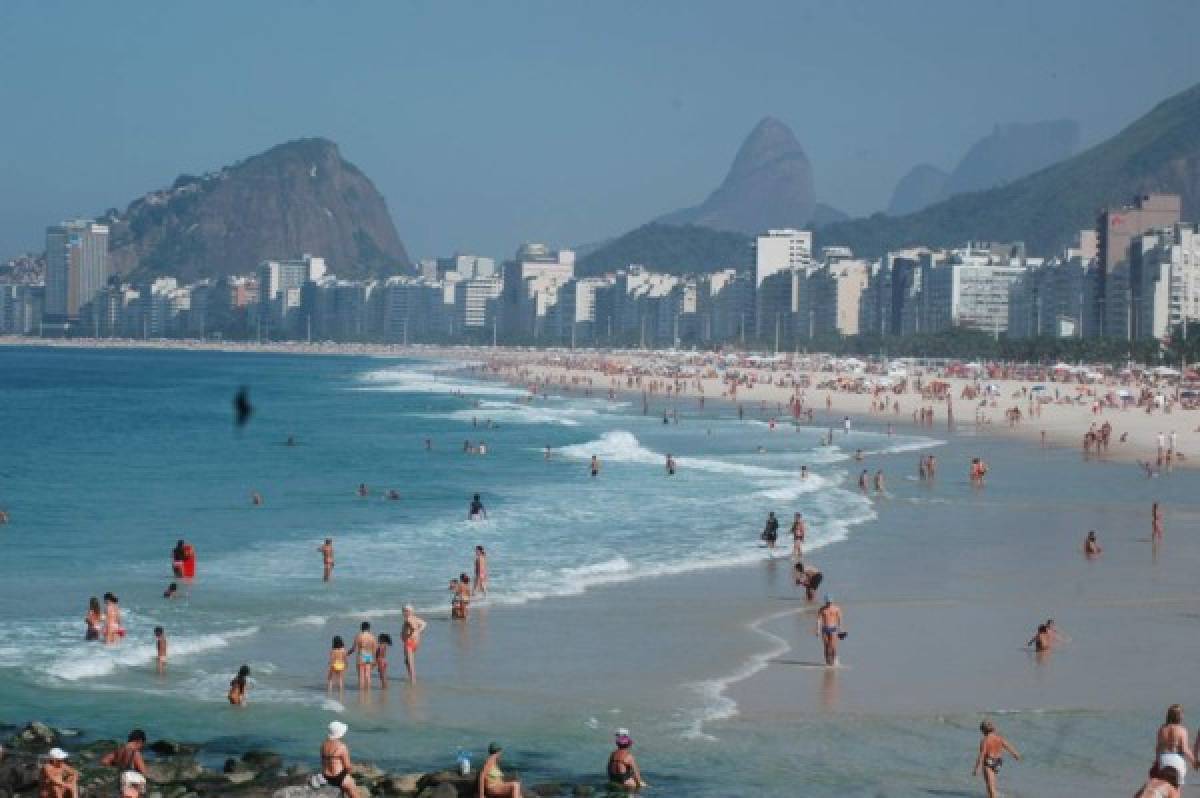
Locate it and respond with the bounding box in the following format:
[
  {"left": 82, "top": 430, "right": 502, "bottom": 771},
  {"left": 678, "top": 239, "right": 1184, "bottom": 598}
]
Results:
[{"left": 2, "top": 0, "right": 1198, "bottom": 262}]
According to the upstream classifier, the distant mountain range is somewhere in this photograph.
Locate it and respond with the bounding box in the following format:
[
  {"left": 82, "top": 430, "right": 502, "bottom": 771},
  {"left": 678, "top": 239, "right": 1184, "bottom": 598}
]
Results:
[
  {"left": 820, "top": 82, "right": 1200, "bottom": 256},
  {"left": 887, "top": 119, "right": 1080, "bottom": 215},
  {"left": 103, "top": 138, "right": 410, "bottom": 282},
  {"left": 577, "top": 223, "right": 751, "bottom": 277}
]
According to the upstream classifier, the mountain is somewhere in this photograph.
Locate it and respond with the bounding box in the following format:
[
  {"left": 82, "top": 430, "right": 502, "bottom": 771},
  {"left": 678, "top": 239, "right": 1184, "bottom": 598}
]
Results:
[
  {"left": 818, "top": 83, "right": 1200, "bottom": 257},
  {"left": 887, "top": 164, "right": 949, "bottom": 216},
  {"left": 886, "top": 120, "right": 1078, "bottom": 216},
  {"left": 944, "top": 119, "right": 1080, "bottom": 196},
  {"left": 103, "top": 138, "right": 410, "bottom": 282},
  {"left": 577, "top": 223, "right": 752, "bottom": 277},
  {"left": 657, "top": 116, "right": 817, "bottom": 234}
]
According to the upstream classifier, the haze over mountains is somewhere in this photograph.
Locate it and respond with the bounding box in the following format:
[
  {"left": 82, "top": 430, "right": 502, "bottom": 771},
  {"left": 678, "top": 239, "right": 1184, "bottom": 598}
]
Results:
[
  {"left": 887, "top": 119, "right": 1080, "bottom": 215},
  {"left": 101, "top": 138, "right": 409, "bottom": 282}
]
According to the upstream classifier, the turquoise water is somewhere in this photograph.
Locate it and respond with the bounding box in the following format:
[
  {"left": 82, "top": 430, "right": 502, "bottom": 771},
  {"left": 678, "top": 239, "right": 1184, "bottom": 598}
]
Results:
[{"left": 4, "top": 346, "right": 1198, "bottom": 797}]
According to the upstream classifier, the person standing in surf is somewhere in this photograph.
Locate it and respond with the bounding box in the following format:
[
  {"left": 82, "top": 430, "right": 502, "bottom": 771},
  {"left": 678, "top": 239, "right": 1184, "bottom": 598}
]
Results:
[
  {"left": 319, "top": 539, "right": 335, "bottom": 582},
  {"left": 348, "top": 622, "right": 377, "bottom": 692},
  {"left": 790, "top": 513, "right": 806, "bottom": 559},
  {"left": 761, "top": 512, "right": 779, "bottom": 554},
  {"left": 468, "top": 494, "right": 487, "bottom": 521},
  {"left": 815, "top": 596, "right": 843, "bottom": 666},
  {"left": 474, "top": 546, "right": 489, "bottom": 596},
  {"left": 972, "top": 719, "right": 1020, "bottom": 798},
  {"left": 590, "top": 455, "right": 601, "bottom": 478},
  {"left": 400, "top": 605, "right": 427, "bottom": 683}
]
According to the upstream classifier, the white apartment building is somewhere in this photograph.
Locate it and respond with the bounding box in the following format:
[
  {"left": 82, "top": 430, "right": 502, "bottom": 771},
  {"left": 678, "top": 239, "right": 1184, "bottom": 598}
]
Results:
[
  {"left": 1134, "top": 223, "right": 1200, "bottom": 340},
  {"left": 921, "top": 245, "right": 1029, "bottom": 334},
  {"left": 754, "top": 229, "right": 811, "bottom": 336}
]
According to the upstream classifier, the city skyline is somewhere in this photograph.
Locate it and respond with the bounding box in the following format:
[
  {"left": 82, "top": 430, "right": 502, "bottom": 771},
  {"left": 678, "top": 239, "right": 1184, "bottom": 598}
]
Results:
[{"left": 2, "top": 0, "right": 1199, "bottom": 262}]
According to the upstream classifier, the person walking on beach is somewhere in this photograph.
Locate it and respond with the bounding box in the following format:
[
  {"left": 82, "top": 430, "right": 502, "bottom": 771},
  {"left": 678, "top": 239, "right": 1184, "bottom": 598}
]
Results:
[
  {"left": 100, "top": 730, "right": 147, "bottom": 776},
  {"left": 474, "top": 546, "right": 489, "bottom": 596},
  {"left": 590, "top": 455, "right": 601, "bottom": 478},
  {"left": 319, "top": 538, "right": 335, "bottom": 582},
  {"left": 816, "top": 596, "right": 844, "bottom": 666},
  {"left": 790, "top": 513, "right": 806, "bottom": 559},
  {"left": 349, "top": 622, "right": 377, "bottom": 692},
  {"left": 228, "top": 665, "right": 250, "bottom": 705},
  {"left": 39, "top": 747, "right": 78, "bottom": 798},
  {"left": 607, "top": 729, "right": 648, "bottom": 790},
  {"left": 1153, "top": 704, "right": 1194, "bottom": 787},
  {"left": 972, "top": 719, "right": 1020, "bottom": 798},
  {"left": 1084, "top": 530, "right": 1102, "bottom": 557},
  {"left": 761, "top": 512, "right": 779, "bottom": 554},
  {"left": 320, "top": 721, "right": 357, "bottom": 798},
  {"left": 401, "top": 605, "right": 427, "bottom": 683},
  {"left": 479, "top": 743, "right": 521, "bottom": 798}
]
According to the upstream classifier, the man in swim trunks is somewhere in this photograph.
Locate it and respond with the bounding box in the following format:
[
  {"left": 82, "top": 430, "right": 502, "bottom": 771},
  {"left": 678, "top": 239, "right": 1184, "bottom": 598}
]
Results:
[
  {"left": 319, "top": 539, "right": 335, "bottom": 582},
  {"left": 401, "top": 605, "right": 427, "bottom": 683},
  {"left": 972, "top": 719, "right": 1020, "bottom": 798},
  {"left": 348, "top": 621, "right": 377, "bottom": 692},
  {"left": 815, "top": 596, "right": 843, "bottom": 666}
]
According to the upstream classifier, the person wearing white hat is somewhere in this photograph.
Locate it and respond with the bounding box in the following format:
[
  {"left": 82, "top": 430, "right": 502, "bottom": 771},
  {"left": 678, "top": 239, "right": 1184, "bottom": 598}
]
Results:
[
  {"left": 320, "top": 721, "right": 356, "bottom": 797},
  {"left": 120, "top": 770, "right": 147, "bottom": 797},
  {"left": 39, "top": 747, "right": 78, "bottom": 798}
]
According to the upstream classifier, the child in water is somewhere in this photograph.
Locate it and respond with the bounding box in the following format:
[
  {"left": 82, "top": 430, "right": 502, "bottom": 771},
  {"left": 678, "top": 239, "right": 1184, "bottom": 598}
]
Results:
[
  {"left": 327, "top": 636, "right": 348, "bottom": 693},
  {"left": 375, "top": 634, "right": 391, "bottom": 689},
  {"left": 228, "top": 665, "right": 250, "bottom": 705},
  {"left": 154, "top": 627, "right": 167, "bottom": 675}
]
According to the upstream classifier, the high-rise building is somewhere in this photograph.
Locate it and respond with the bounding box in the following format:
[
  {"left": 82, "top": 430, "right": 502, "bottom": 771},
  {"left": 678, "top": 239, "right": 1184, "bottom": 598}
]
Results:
[
  {"left": 499, "top": 244, "right": 574, "bottom": 339},
  {"left": 1096, "top": 194, "right": 1181, "bottom": 337},
  {"left": 920, "top": 243, "right": 1028, "bottom": 334},
  {"left": 1131, "top": 223, "right": 1200, "bottom": 340},
  {"left": 257, "top": 255, "right": 326, "bottom": 337},
  {"left": 44, "top": 220, "right": 109, "bottom": 324},
  {"left": 754, "top": 229, "right": 811, "bottom": 336}
]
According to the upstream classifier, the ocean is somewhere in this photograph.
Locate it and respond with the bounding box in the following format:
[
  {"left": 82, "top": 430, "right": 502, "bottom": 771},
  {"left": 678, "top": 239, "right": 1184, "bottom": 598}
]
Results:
[{"left": 2, "top": 346, "right": 1197, "bottom": 796}]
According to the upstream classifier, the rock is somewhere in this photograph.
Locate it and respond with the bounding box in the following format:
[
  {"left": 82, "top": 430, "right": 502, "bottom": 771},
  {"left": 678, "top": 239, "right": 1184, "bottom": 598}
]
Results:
[
  {"left": 380, "top": 773, "right": 422, "bottom": 795},
  {"left": 0, "top": 759, "right": 38, "bottom": 792},
  {"left": 415, "top": 784, "right": 458, "bottom": 798},
  {"left": 227, "top": 771, "right": 258, "bottom": 784},
  {"left": 531, "top": 783, "right": 564, "bottom": 797},
  {"left": 225, "top": 758, "right": 242, "bottom": 774},
  {"left": 145, "top": 758, "right": 206, "bottom": 783},
  {"left": 242, "top": 750, "right": 285, "bottom": 772},
  {"left": 150, "top": 739, "right": 183, "bottom": 756},
  {"left": 415, "top": 770, "right": 476, "bottom": 798},
  {"left": 271, "top": 787, "right": 343, "bottom": 798},
  {"left": 571, "top": 787, "right": 595, "bottom": 797},
  {"left": 17, "top": 720, "right": 57, "bottom": 747}
]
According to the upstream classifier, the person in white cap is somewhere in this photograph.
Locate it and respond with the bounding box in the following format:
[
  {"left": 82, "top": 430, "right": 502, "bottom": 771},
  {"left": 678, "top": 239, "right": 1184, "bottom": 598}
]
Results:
[
  {"left": 120, "top": 770, "right": 147, "bottom": 798},
  {"left": 320, "top": 720, "right": 356, "bottom": 797},
  {"left": 607, "top": 729, "right": 648, "bottom": 789},
  {"left": 39, "top": 747, "right": 78, "bottom": 798}
]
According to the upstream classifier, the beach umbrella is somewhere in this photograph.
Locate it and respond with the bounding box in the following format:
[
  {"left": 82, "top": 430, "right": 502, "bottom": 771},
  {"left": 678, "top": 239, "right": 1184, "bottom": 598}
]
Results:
[{"left": 1153, "top": 366, "right": 1181, "bottom": 376}]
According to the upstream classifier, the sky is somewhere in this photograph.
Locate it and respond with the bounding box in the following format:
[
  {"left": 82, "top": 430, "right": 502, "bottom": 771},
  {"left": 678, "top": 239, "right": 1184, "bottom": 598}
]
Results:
[{"left": 1, "top": 0, "right": 1198, "bottom": 263}]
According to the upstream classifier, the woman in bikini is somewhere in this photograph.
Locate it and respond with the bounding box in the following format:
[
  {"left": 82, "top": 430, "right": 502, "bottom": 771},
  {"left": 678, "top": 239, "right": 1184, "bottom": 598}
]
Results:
[
  {"left": 478, "top": 743, "right": 520, "bottom": 798},
  {"left": 474, "top": 546, "right": 489, "bottom": 597},
  {"left": 320, "top": 721, "right": 357, "bottom": 797},
  {"left": 1137, "top": 764, "right": 1182, "bottom": 798},
  {"left": 85, "top": 597, "right": 103, "bottom": 642},
  {"left": 401, "top": 605, "right": 427, "bottom": 683},
  {"left": 327, "top": 636, "right": 348, "bottom": 693},
  {"left": 228, "top": 665, "right": 250, "bottom": 705},
  {"left": 972, "top": 719, "right": 1020, "bottom": 798},
  {"left": 1153, "top": 704, "right": 1195, "bottom": 787}
]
